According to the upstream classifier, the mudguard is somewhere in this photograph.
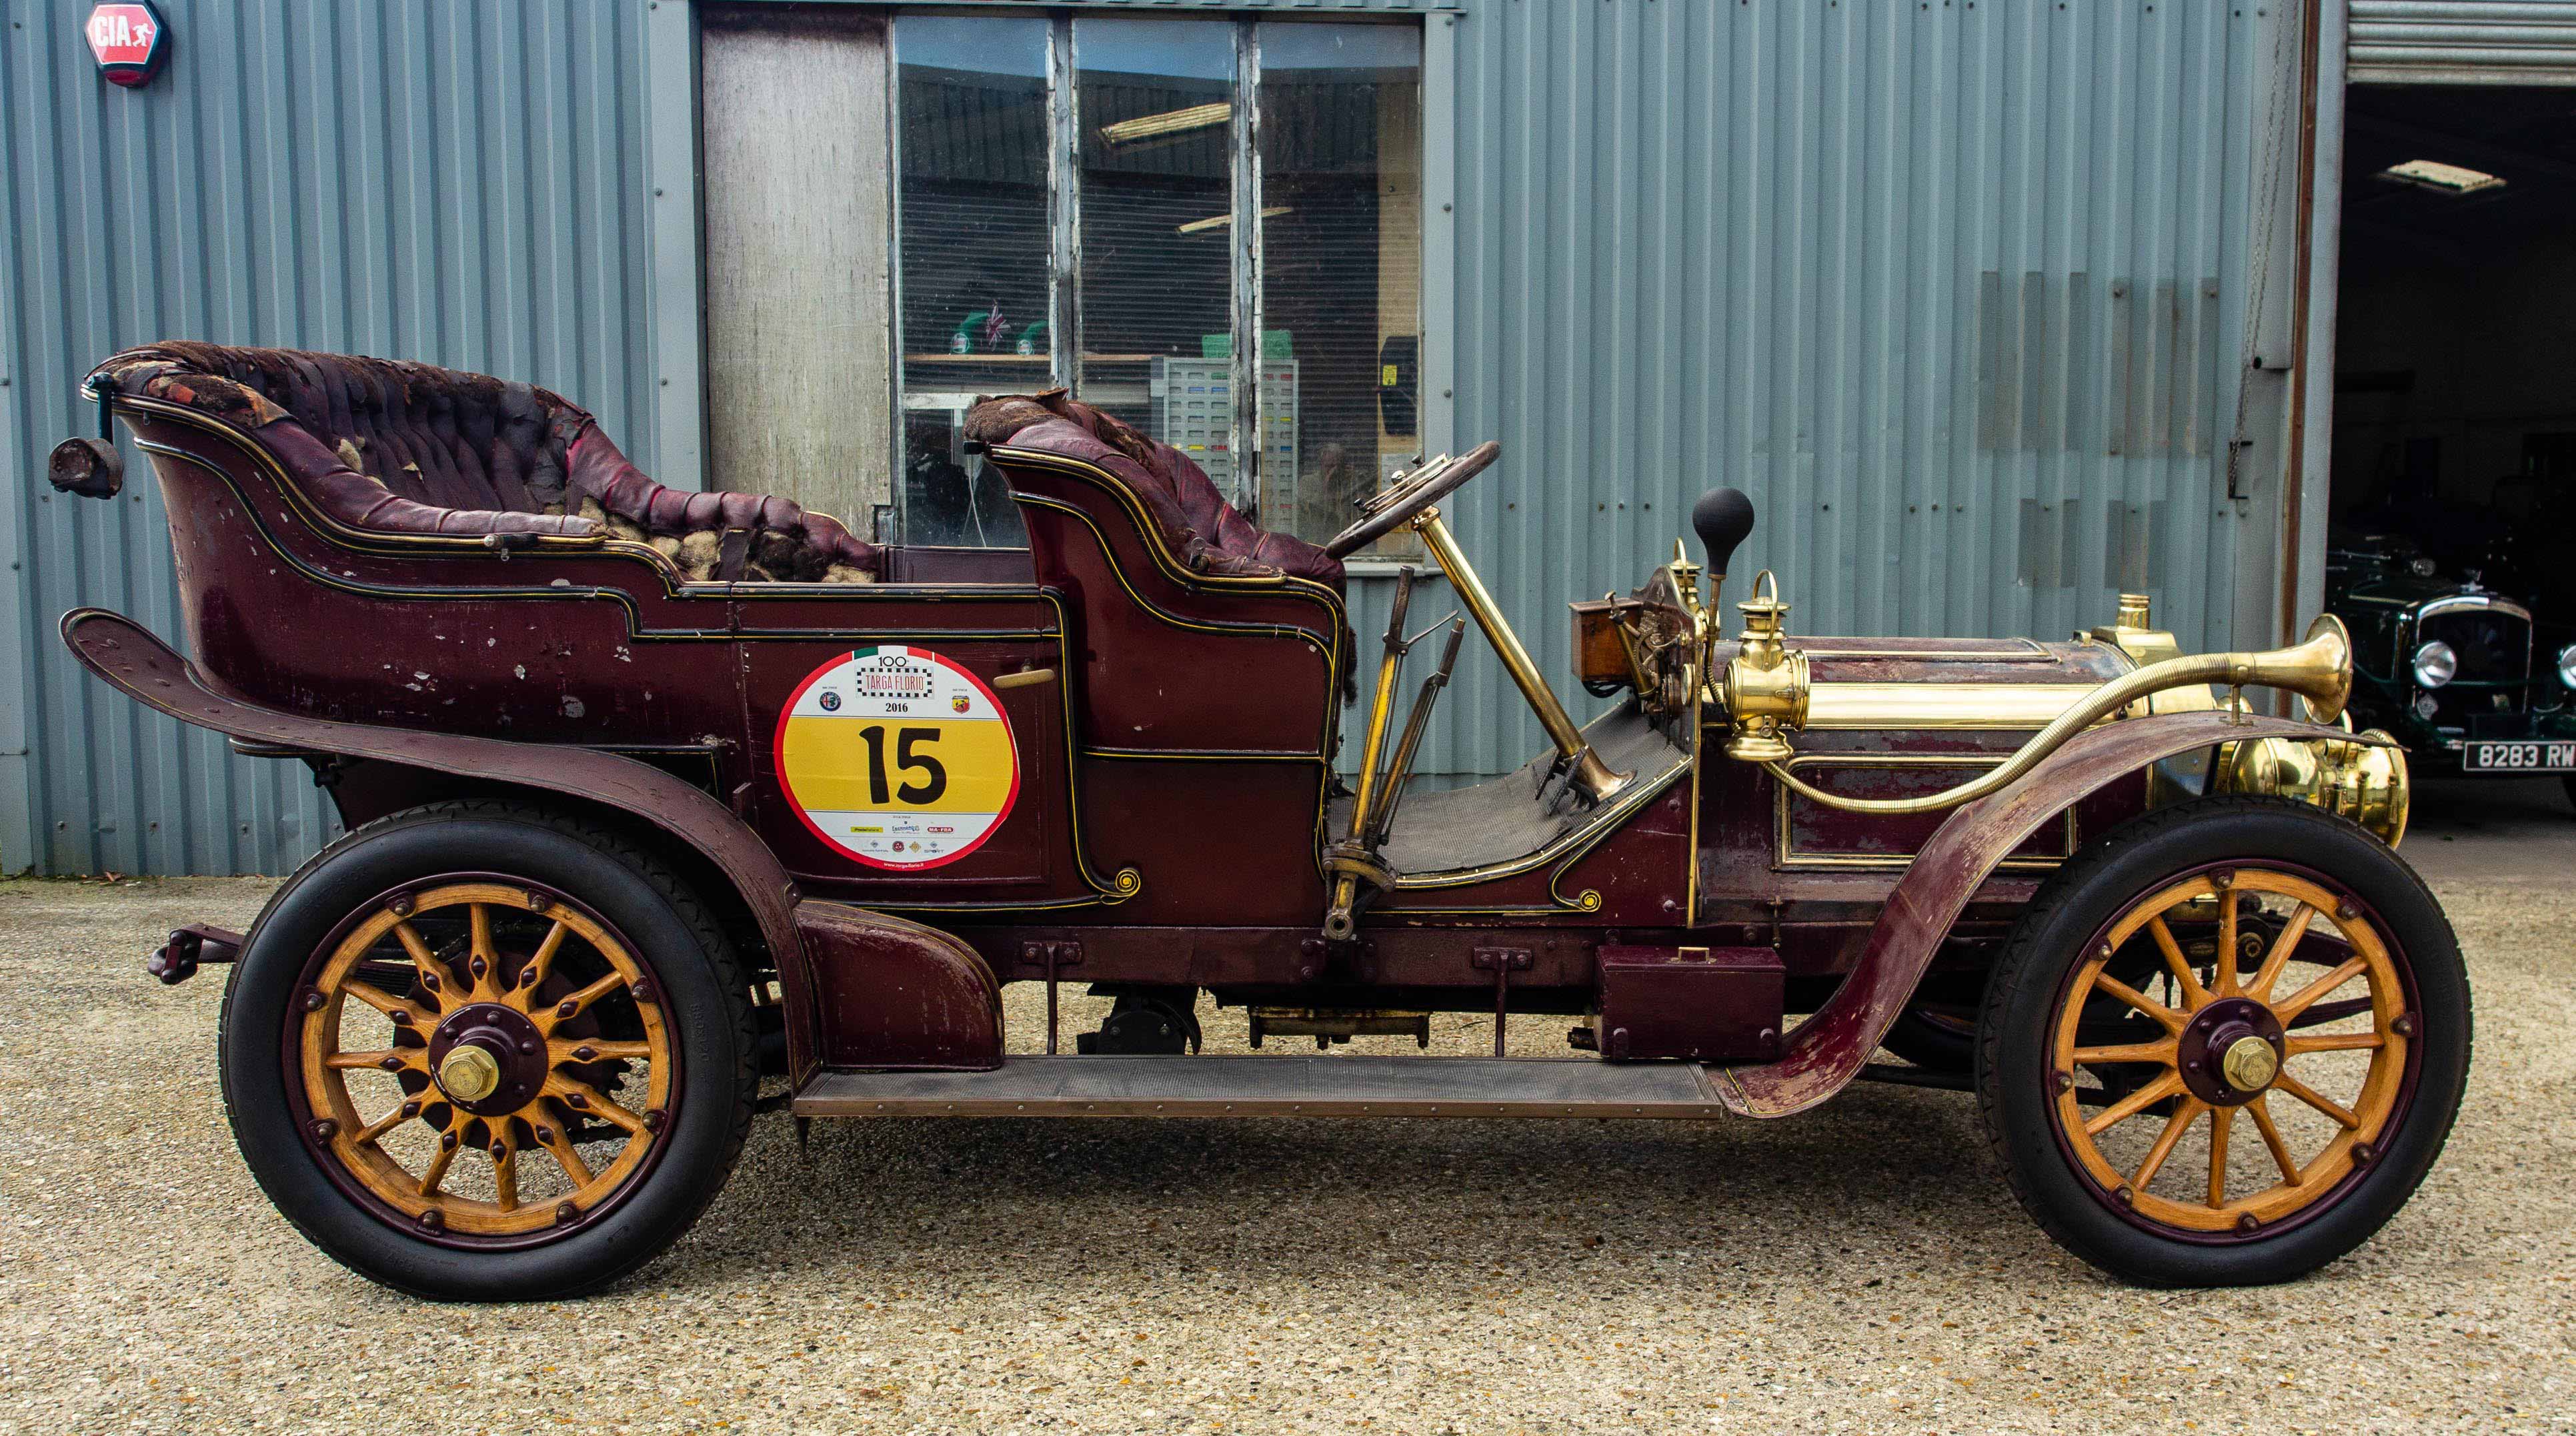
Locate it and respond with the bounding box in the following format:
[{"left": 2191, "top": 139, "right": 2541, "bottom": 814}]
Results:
[
  {"left": 795, "top": 900, "right": 1003, "bottom": 1070},
  {"left": 1712, "top": 710, "right": 2395, "bottom": 1118},
  {"left": 61, "top": 608, "right": 1004, "bottom": 1083}
]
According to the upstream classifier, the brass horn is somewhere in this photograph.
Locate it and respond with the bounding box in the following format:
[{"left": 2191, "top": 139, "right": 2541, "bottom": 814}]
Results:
[{"left": 1766, "top": 614, "right": 2355, "bottom": 816}]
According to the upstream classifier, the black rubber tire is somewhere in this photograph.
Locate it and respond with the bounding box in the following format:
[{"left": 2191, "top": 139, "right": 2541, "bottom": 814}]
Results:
[
  {"left": 2561, "top": 774, "right": 2575, "bottom": 814},
  {"left": 218, "top": 800, "right": 758, "bottom": 1301},
  {"left": 1975, "top": 795, "right": 2471, "bottom": 1287}
]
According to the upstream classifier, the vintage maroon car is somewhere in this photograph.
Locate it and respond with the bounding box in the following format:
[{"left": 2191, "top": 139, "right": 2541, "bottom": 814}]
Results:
[{"left": 51, "top": 343, "right": 2460, "bottom": 1299}]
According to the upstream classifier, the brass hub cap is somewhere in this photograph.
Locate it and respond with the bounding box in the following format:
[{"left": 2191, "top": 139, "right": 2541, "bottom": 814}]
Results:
[
  {"left": 2173, "top": 996, "right": 2286, "bottom": 1108},
  {"left": 425, "top": 1003, "right": 548, "bottom": 1116},
  {"left": 2222, "top": 1035, "right": 2281, "bottom": 1093},
  {"left": 437, "top": 1044, "right": 502, "bottom": 1103},
  {"left": 294, "top": 881, "right": 673, "bottom": 1241},
  {"left": 2051, "top": 866, "right": 2411, "bottom": 1236}
]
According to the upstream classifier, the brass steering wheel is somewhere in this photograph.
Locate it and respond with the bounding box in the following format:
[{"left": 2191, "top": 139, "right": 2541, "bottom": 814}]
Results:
[{"left": 1322, "top": 442, "right": 1502, "bottom": 559}]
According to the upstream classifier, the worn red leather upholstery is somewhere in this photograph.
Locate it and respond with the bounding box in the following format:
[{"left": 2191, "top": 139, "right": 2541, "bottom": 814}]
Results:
[
  {"left": 87, "top": 342, "right": 880, "bottom": 575},
  {"left": 965, "top": 390, "right": 1345, "bottom": 595}
]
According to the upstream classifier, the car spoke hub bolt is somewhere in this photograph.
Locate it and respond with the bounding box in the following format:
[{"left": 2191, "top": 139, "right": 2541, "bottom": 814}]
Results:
[
  {"left": 437, "top": 1044, "right": 503, "bottom": 1103},
  {"left": 2220, "top": 1035, "right": 2279, "bottom": 1093}
]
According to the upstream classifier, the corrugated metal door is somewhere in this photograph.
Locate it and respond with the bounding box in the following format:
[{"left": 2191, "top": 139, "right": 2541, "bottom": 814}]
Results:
[
  {"left": 2349, "top": 1, "right": 2576, "bottom": 85},
  {"left": 1, "top": 0, "right": 657, "bottom": 876}
]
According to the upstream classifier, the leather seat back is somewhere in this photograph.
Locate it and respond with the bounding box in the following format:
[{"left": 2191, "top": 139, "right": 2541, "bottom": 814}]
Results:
[
  {"left": 89, "top": 341, "right": 880, "bottom": 576},
  {"left": 965, "top": 390, "right": 1345, "bottom": 595}
]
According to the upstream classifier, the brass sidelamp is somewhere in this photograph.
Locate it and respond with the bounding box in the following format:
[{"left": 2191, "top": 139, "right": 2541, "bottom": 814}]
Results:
[{"left": 1718, "top": 570, "right": 1806, "bottom": 764}]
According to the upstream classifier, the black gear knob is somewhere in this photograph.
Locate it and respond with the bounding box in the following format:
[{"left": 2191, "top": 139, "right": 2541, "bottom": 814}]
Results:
[{"left": 1691, "top": 488, "right": 1756, "bottom": 579}]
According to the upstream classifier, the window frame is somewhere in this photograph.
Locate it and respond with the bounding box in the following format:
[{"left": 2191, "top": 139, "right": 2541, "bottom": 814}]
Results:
[{"left": 886, "top": 9, "right": 1431, "bottom": 558}]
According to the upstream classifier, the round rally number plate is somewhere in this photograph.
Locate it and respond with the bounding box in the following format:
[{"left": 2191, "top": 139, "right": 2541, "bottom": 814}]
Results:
[{"left": 775, "top": 646, "right": 1020, "bottom": 870}]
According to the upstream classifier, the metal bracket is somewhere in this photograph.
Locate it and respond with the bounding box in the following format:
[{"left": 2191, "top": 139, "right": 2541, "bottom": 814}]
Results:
[
  {"left": 147, "top": 924, "right": 245, "bottom": 986},
  {"left": 1022, "top": 940, "right": 1084, "bottom": 1054},
  {"left": 1298, "top": 935, "right": 1330, "bottom": 984},
  {"left": 1470, "top": 947, "right": 1532, "bottom": 1058}
]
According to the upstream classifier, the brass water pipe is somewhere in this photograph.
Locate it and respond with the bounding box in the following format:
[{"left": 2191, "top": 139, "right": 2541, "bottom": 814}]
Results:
[{"left": 1758, "top": 614, "right": 2359, "bottom": 816}]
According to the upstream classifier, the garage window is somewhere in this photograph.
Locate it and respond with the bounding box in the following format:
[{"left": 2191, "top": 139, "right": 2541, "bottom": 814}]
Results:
[{"left": 894, "top": 14, "right": 1424, "bottom": 552}]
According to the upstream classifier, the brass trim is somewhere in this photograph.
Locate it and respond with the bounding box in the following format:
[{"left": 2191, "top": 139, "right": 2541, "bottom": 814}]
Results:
[
  {"left": 1794, "top": 638, "right": 2056, "bottom": 662},
  {"left": 1771, "top": 754, "right": 2075, "bottom": 871},
  {"left": 1684, "top": 653, "right": 1707, "bottom": 925},
  {"left": 989, "top": 667, "right": 1058, "bottom": 690},
  {"left": 1798, "top": 682, "right": 2103, "bottom": 730},
  {"left": 1766, "top": 615, "right": 2359, "bottom": 816}
]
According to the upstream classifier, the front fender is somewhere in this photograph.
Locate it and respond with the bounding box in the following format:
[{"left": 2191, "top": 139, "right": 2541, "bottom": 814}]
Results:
[{"left": 1711, "top": 710, "right": 2391, "bottom": 1118}]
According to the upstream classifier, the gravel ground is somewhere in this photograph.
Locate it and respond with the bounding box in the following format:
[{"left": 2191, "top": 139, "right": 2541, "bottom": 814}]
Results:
[{"left": 1, "top": 816, "right": 2571, "bottom": 1434}]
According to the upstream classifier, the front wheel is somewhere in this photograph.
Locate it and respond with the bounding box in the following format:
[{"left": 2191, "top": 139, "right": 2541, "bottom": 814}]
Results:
[
  {"left": 1976, "top": 796, "right": 2469, "bottom": 1286},
  {"left": 219, "top": 801, "right": 758, "bottom": 1300}
]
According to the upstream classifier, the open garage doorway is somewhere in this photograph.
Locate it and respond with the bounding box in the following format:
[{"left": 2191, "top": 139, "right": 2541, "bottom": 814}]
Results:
[
  {"left": 2335, "top": 86, "right": 2576, "bottom": 626},
  {"left": 2331, "top": 82, "right": 2576, "bottom": 806}
]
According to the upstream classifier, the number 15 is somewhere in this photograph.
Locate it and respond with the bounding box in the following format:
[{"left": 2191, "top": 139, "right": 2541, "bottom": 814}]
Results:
[{"left": 856, "top": 725, "right": 948, "bottom": 804}]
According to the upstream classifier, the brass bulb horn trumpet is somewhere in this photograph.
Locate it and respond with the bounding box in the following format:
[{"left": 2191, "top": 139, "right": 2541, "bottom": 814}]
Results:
[{"left": 1757, "top": 614, "right": 2359, "bottom": 816}]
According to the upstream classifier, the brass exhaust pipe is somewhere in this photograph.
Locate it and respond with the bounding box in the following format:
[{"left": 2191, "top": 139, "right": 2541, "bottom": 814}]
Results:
[{"left": 1764, "top": 614, "right": 2356, "bottom": 816}]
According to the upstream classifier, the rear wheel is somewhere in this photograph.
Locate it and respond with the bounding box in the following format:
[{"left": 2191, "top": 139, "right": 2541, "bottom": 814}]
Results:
[
  {"left": 219, "top": 801, "right": 757, "bottom": 1300},
  {"left": 1977, "top": 796, "right": 2469, "bottom": 1286}
]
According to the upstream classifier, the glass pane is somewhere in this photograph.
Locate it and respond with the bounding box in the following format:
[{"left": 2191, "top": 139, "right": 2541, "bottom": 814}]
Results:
[
  {"left": 1257, "top": 23, "right": 1423, "bottom": 554},
  {"left": 1076, "top": 19, "right": 1239, "bottom": 487},
  {"left": 895, "top": 15, "right": 1045, "bottom": 547}
]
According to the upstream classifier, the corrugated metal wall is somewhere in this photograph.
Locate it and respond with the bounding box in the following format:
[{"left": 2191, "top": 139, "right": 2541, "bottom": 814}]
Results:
[
  {"left": 1355, "top": 0, "right": 2281, "bottom": 780},
  {"left": 2, "top": 0, "right": 2289, "bottom": 872},
  {"left": 0, "top": 0, "right": 656, "bottom": 876},
  {"left": 2348, "top": 1, "right": 2576, "bottom": 85}
]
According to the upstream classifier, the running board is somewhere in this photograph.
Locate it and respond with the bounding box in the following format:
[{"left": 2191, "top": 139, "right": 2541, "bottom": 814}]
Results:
[{"left": 792, "top": 1055, "right": 1730, "bottom": 1120}]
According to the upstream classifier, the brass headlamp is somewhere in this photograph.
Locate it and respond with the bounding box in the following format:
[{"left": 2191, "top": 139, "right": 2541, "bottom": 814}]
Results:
[{"left": 2215, "top": 724, "right": 2411, "bottom": 846}]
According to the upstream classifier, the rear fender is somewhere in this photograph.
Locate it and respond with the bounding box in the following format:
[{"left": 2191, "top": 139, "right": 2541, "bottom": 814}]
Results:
[
  {"left": 1712, "top": 709, "right": 2391, "bottom": 1117},
  {"left": 61, "top": 608, "right": 999, "bottom": 1083}
]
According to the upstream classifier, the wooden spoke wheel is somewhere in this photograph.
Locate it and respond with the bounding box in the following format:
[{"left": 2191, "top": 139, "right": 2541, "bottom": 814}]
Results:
[
  {"left": 293, "top": 878, "right": 674, "bottom": 1245},
  {"left": 220, "top": 802, "right": 755, "bottom": 1301},
  {"left": 1978, "top": 796, "right": 2468, "bottom": 1287},
  {"left": 2049, "top": 865, "right": 2409, "bottom": 1239}
]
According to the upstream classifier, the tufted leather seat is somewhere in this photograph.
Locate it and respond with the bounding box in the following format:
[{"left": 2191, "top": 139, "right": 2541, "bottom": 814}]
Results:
[
  {"left": 965, "top": 390, "right": 1344, "bottom": 596},
  {"left": 87, "top": 341, "right": 880, "bottom": 579}
]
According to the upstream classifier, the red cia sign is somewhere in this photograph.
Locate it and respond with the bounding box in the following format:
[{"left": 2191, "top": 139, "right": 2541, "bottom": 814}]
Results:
[{"left": 86, "top": 2, "right": 170, "bottom": 89}]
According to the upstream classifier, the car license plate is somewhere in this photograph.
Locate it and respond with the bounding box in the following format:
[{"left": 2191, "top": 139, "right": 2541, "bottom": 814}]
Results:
[{"left": 2463, "top": 740, "right": 2576, "bottom": 772}]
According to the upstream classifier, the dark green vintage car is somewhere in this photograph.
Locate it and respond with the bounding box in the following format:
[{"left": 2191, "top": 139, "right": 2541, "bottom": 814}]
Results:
[{"left": 2327, "top": 526, "right": 2576, "bottom": 806}]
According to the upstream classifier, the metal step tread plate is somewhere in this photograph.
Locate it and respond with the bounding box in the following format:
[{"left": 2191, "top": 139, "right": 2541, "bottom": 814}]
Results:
[{"left": 792, "top": 1054, "right": 1729, "bottom": 1120}]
